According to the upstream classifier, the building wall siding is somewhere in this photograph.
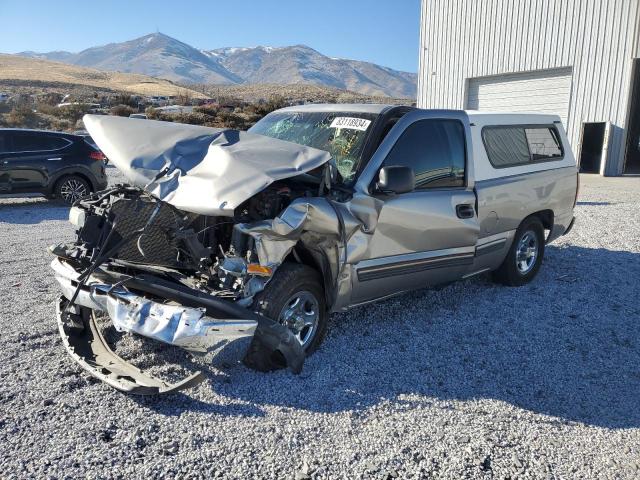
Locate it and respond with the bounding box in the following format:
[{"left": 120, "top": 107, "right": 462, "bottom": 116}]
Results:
[{"left": 418, "top": 0, "right": 640, "bottom": 175}]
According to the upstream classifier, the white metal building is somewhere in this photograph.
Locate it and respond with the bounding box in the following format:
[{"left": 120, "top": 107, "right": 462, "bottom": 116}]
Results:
[{"left": 417, "top": 0, "right": 640, "bottom": 175}]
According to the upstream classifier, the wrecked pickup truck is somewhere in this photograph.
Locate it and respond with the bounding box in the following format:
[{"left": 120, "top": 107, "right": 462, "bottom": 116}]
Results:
[{"left": 51, "top": 104, "right": 578, "bottom": 394}]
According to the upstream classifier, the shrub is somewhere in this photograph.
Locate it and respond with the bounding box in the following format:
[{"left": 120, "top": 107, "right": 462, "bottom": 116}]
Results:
[
  {"left": 55, "top": 104, "right": 93, "bottom": 123},
  {"left": 174, "top": 90, "right": 193, "bottom": 106},
  {"left": 145, "top": 106, "right": 163, "bottom": 120},
  {"left": 111, "top": 93, "right": 137, "bottom": 108},
  {"left": 194, "top": 104, "right": 219, "bottom": 116},
  {"left": 38, "top": 92, "right": 64, "bottom": 106},
  {"left": 35, "top": 102, "right": 58, "bottom": 115},
  {"left": 110, "top": 104, "right": 135, "bottom": 117},
  {"left": 171, "top": 112, "right": 209, "bottom": 125},
  {"left": 6, "top": 105, "right": 39, "bottom": 128},
  {"left": 250, "top": 95, "right": 288, "bottom": 116},
  {"left": 214, "top": 110, "right": 248, "bottom": 129},
  {"left": 49, "top": 117, "right": 73, "bottom": 131}
]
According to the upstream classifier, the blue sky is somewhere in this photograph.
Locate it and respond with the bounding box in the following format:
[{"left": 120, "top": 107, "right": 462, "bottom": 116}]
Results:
[{"left": 0, "top": 0, "right": 421, "bottom": 72}]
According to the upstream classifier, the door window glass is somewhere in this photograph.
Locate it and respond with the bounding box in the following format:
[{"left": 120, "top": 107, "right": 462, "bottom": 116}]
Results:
[
  {"left": 11, "top": 134, "right": 70, "bottom": 152},
  {"left": 0, "top": 133, "right": 7, "bottom": 154},
  {"left": 383, "top": 119, "right": 465, "bottom": 189}
]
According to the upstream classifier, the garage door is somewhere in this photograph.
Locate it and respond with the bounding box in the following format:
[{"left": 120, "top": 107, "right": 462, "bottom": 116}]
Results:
[{"left": 466, "top": 68, "right": 572, "bottom": 127}]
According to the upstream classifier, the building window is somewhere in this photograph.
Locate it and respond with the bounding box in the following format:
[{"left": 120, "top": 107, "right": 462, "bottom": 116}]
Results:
[
  {"left": 383, "top": 119, "right": 466, "bottom": 189},
  {"left": 483, "top": 126, "right": 564, "bottom": 168}
]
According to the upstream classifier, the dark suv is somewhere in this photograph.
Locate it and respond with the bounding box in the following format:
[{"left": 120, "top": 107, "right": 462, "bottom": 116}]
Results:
[{"left": 0, "top": 129, "right": 108, "bottom": 203}]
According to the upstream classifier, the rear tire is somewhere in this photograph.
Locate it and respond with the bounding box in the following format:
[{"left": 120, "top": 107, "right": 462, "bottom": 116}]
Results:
[
  {"left": 492, "top": 216, "right": 545, "bottom": 286},
  {"left": 252, "top": 263, "right": 328, "bottom": 355},
  {"left": 54, "top": 175, "right": 91, "bottom": 204}
]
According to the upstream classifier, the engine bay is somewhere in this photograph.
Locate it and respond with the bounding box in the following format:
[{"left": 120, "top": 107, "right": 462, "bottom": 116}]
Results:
[{"left": 63, "top": 176, "right": 335, "bottom": 304}]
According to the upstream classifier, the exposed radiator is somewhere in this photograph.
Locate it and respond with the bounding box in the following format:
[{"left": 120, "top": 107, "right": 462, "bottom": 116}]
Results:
[{"left": 103, "top": 197, "right": 185, "bottom": 268}]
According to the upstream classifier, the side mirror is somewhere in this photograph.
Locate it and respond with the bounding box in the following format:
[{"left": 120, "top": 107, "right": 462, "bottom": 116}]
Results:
[{"left": 376, "top": 165, "right": 415, "bottom": 194}]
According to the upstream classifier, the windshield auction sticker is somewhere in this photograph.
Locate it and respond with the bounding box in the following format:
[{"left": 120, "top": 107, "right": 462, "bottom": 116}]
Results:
[{"left": 330, "top": 117, "right": 372, "bottom": 131}]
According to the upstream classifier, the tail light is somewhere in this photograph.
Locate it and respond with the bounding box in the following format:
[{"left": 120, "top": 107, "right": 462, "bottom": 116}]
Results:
[{"left": 89, "top": 151, "right": 107, "bottom": 162}]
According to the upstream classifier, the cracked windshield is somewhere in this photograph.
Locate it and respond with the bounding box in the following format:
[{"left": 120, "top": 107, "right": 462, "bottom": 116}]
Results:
[{"left": 249, "top": 111, "right": 375, "bottom": 183}]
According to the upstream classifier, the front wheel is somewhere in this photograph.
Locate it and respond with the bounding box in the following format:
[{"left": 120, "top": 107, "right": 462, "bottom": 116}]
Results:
[
  {"left": 252, "top": 263, "right": 328, "bottom": 355},
  {"left": 492, "top": 216, "right": 545, "bottom": 286}
]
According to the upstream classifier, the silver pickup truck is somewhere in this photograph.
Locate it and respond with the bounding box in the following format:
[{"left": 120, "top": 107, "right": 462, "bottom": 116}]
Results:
[{"left": 51, "top": 104, "right": 578, "bottom": 394}]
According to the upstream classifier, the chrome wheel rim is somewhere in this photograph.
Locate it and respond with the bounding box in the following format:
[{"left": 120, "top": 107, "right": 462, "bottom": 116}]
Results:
[
  {"left": 516, "top": 230, "right": 538, "bottom": 275},
  {"left": 60, "top": 178, "right": 87, "bottom": 203},
  {"left": 278, "top": 290, "right": 319, "bottom": 348}
]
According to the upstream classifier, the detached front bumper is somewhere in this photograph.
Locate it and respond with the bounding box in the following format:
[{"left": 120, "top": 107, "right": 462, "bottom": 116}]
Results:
[
  {"left": 52, "top": 257, "right": 305, "bottom": 394},
  {"left": 52, "top": 257, "right": 258, "bottom": 352},
  {"left": 56, "top": 296, "right": 206, "bottom": 395}
]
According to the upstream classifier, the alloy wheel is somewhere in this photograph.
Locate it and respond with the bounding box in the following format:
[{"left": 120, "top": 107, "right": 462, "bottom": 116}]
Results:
[
  {"left": 515, "top": 230, "right": 539, "bottom": 275},
  {"left": 59, "top": 178, "right": 87, "bottom": 203},
  {"left": 278, "top": 290, "right": 320, "bottom": 348}
]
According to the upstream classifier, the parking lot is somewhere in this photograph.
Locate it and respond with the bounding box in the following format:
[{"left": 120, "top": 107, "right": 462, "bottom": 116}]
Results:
[{"left": 0, "top": 171, "right": 639, "bottom": 479}]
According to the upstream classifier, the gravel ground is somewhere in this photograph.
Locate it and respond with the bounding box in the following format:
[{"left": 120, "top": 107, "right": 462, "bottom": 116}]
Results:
[{"left": 0, "top": 170, "right": 639, "bottom": 479}]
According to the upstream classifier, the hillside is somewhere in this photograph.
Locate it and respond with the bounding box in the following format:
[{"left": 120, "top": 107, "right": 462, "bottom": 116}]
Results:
[
  {"left": 62, "top": 34, "right": 240, "bottom": 85},
  {"left": 199, "top": 83, "right": 410, "bottom": 105},
  {"left": 18, "top": 33, "right": 417, "bottom": 98},
  {"left": 208, "top": 45, "right": 417, "bottom": 98},
  {"left": 0, "top": 54, "right": 207, "bottom": 98}
]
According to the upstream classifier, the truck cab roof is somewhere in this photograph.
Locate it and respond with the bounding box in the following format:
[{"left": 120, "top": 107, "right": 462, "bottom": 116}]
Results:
[
  {"left": 276, "top": 103, "right": 411, "bottom": 115},
  {"left": 275, "top": 104, "right": 563, "bottom": 126}
]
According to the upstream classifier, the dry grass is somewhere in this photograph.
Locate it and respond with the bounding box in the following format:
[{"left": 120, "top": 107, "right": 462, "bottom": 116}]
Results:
[
  {"left": 198, "top": 83, "right": 412, "bottom": 104},
  {"left": 0, "top": 54, "right": 207, "bottom": 98}
]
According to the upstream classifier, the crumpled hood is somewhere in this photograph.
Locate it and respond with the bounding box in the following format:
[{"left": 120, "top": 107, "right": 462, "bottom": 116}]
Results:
[{"left": 83, "top": 114, "right": 331, "bottom": 216}]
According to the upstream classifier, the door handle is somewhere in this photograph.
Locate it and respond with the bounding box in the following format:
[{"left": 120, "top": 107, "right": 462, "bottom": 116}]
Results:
[
  {"left": 47, "top": 157, "right": 62, "bottom": 161},
  {"left": 456, "top": 204, "right": 475, "bottom": 219}
]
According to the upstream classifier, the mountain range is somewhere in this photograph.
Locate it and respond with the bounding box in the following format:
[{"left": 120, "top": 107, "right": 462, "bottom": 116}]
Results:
[{"left": 17, "top": 33, "right": 417, "bottom": 98}]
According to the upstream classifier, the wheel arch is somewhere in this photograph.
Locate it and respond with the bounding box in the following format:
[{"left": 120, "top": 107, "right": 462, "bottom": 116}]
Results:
[
  {"left": 524, "top": 209, "right": 554, "bottom": 241},
  {"left": 284, "top": 244, "right": 336, "bottom": 309},
  {"left": 48, "top": 168, "right": 98, "bottom": 194}
]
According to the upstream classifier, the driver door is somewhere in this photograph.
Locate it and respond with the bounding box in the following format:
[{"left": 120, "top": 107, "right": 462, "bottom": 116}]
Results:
[{"left": 351, "top": 111, "right": 480, "bottom": 304}]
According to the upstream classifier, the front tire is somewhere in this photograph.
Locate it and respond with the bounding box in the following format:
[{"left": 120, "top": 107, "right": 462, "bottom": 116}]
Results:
[
  {"left": 252, "top": 263, "right": 328, "bottom": 355},
  {"left": 492, "top": 216, "right": 545, "bottom": 286},
  {"left": 55, "top": 175, "right": 91, "bottom": 204}
]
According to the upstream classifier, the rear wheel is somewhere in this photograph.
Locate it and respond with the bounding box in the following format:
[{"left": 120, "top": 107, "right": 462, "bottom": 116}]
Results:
[
  {"left": 492, "top": 216, "right": 545, "bottom": 286},
  {"left": 55, "top": 175, "right": 91, "bottom": 204},
  {"left": 252, "top": 263, "right": 328, "bottom": 355}
]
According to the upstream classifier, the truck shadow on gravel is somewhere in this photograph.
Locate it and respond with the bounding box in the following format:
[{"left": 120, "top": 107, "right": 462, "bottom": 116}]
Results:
[
  {"left": 138, "top": 244, "right": 640, "bottom": 429},
  {"left": 0, "top": 198, "right": 69, "bottom": 223}
]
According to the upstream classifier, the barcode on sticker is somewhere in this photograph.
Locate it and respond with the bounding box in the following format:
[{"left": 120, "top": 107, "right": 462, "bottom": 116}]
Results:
[{"left": 330, "top": 117, "right": 371, "bottom": 131}]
